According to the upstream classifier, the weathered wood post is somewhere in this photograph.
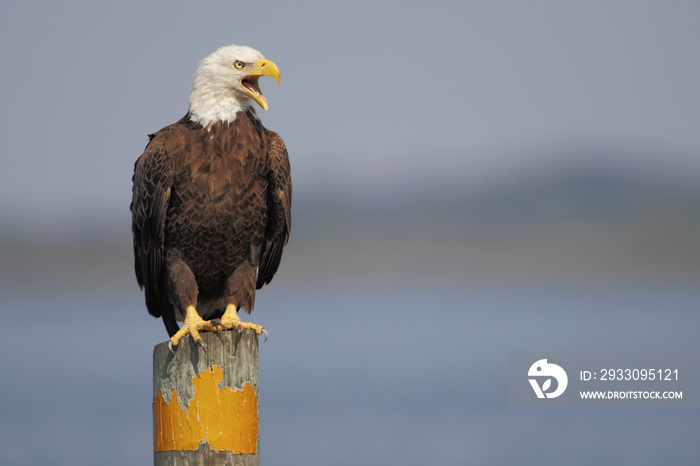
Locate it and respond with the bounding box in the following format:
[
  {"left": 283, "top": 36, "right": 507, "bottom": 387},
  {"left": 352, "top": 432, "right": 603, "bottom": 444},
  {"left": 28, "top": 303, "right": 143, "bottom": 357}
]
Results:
[{"left": 152, "top": 330, "right": 260, "bottom": 466}]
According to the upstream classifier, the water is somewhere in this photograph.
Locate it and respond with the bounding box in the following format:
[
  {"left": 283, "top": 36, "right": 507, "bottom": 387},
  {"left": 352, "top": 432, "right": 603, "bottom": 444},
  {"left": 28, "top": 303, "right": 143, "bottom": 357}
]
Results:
[{"left": 1, "top": 279, "right": 698, "bottom": 465}]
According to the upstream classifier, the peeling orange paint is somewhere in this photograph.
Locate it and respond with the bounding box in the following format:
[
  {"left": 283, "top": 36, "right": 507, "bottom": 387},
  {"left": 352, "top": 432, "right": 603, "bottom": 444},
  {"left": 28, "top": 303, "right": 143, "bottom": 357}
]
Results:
[{"left": 153, "top": 366, "right": 257, "bottom": 452}]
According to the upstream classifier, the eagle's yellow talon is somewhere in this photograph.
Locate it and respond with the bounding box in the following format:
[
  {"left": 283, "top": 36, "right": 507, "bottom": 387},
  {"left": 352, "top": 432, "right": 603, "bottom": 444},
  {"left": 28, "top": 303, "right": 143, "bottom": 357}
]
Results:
[
  {"left": 219, "top": 304, "right": 266, "bottom": 337},
  {"left": 169, "top": 304, "right": 266, "bottom": 350},
  {"left": 169, "top": 305, "right": 217, "bottom": 349}
]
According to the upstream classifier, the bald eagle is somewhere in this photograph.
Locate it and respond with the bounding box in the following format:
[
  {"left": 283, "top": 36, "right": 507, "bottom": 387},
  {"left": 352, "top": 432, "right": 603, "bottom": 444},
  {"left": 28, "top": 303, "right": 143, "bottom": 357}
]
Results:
[{"left": 131, "top": 45, "right": 291, "bottom": 350}]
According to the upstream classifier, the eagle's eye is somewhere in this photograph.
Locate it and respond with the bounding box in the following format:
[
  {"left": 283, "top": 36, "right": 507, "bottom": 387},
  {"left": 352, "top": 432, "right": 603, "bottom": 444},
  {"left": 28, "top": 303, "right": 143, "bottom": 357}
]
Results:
[{"left": 233, "top": 61, "right": 245, "bottom": 70}]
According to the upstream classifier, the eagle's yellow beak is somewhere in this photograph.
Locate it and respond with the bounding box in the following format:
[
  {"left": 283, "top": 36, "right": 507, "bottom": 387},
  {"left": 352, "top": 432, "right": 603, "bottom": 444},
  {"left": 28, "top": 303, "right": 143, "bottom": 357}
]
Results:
[{"left": 242, "top": 58, "right": 281, "bottom": 111}]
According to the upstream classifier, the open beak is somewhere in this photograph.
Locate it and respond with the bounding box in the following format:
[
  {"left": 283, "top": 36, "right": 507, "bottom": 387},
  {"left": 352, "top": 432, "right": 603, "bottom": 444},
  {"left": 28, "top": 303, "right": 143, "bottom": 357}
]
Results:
[{"left": 241, "top": 58, "right": 281, "bottom": 110}]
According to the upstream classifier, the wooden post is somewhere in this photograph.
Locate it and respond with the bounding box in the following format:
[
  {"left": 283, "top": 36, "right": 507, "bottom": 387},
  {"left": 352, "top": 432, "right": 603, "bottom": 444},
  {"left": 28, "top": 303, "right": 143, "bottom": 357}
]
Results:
[{"left": 153, "top": 330, "right": 260, "bottom": 466}]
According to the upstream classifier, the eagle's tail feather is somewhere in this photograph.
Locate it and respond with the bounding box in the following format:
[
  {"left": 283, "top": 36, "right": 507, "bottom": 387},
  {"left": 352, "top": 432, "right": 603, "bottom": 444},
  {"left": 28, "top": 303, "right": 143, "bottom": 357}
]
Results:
[{"left": 162, "top": 311, "right": 180, "bottom": 337}]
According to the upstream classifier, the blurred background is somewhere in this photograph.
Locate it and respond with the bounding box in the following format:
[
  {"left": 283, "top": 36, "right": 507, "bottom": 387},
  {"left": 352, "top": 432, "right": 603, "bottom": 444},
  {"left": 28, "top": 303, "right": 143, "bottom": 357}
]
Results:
[{"left": 1, "top": 1, "right": 699, "bottom": 464}]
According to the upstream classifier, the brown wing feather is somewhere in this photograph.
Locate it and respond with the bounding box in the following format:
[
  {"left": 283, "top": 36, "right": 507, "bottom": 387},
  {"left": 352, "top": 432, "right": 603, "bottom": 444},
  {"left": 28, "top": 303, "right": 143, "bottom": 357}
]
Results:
[
  {"left": 131, "top": 131, "right": 178, "bottom": 335},
  {"left": 257, "top": 131, "right": 292, "bottom": 288}
]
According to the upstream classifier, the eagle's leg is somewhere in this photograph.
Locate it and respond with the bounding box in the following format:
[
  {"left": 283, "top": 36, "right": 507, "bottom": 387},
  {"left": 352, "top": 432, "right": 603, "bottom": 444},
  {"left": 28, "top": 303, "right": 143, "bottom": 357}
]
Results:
[
  {"left": 169, "top": 305, "right": 218, "bottom": 350},
  {"left": 212, "top": 263, "right": 267, "bottom": 340},
  {"left": 166, "top": 252, "right": 217, "bottom": 350},
  {"left": 216, "top": 304, "right": 267, "bottom": 341}
]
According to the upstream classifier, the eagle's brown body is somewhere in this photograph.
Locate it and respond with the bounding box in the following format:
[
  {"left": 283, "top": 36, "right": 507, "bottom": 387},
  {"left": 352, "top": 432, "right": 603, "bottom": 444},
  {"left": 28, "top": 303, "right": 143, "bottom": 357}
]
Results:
[{"left": 131, "top": 109, "right": 291, "bottom": 337}]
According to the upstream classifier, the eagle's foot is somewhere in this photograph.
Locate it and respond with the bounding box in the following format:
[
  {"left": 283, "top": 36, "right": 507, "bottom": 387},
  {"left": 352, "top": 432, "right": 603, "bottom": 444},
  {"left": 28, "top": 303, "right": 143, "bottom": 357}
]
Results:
[
  {"left": 169, "top": 305, "right": 218, "bottom": 351},
  {"left": 214, "top": 304, "right": 268, "bottom": 342}
]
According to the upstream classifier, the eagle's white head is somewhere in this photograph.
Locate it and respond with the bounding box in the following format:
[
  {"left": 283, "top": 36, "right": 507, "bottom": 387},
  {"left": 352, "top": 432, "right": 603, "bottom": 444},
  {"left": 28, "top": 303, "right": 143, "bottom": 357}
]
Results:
[{"left": 188, "top": 45, "right": 280, "bottom": 127}]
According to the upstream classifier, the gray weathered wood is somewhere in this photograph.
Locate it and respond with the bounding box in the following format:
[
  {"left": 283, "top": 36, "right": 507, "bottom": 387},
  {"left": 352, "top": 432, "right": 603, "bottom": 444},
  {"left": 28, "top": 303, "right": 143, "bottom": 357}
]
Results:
[{"left": 153, "top": 330, "right": 260, "bottom": 466}]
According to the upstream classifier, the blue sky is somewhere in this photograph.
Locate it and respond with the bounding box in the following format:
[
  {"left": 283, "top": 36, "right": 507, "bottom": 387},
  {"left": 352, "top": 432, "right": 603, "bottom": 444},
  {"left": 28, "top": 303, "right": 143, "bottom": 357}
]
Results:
[{"left": 1, "top": 1, "right": 699, "bottom": 230}]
